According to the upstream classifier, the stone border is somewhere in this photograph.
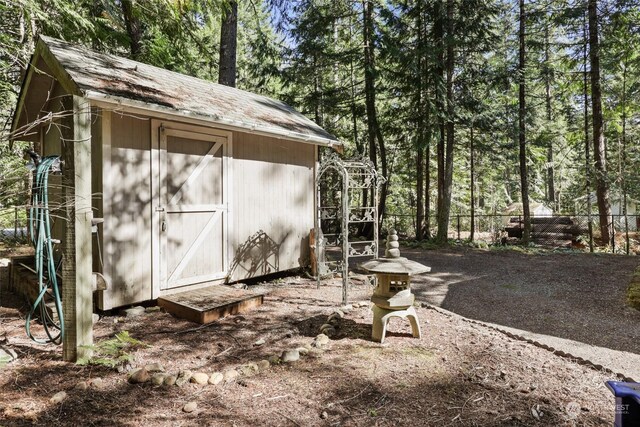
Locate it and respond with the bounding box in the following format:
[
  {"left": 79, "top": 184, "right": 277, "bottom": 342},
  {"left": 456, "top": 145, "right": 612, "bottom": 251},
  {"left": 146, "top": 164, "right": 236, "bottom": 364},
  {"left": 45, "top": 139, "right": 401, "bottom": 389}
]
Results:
[{"left": 421, "top": 303, "right": 636, "bottom": 382}]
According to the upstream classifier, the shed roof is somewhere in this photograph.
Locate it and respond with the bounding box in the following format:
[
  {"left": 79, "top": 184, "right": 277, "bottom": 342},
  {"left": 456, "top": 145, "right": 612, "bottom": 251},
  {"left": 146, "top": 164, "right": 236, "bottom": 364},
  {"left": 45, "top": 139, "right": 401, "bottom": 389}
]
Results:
[{"left": 12, "top": 36, "right": 341, "bottom": 148}]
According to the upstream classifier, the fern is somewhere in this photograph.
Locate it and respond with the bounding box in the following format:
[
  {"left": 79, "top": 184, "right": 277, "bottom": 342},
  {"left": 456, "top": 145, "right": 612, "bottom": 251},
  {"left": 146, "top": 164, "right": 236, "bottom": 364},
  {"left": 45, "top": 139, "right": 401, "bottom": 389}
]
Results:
[{"left": 77, "top": 331, "right": 148, "bottom": 368}]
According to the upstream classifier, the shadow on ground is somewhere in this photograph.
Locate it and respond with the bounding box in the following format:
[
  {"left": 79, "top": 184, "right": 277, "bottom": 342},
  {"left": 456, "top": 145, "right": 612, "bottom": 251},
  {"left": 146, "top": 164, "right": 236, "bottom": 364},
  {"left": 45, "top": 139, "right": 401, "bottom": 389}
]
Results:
[{"left": 405, "top": 247, "right": 640, "bottom": 354}]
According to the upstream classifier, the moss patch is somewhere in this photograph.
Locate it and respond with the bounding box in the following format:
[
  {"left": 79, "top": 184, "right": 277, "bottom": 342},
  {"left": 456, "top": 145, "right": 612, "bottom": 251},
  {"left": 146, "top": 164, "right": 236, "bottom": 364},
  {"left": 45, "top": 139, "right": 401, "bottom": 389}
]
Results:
[{"left": 627, "top": 267, "right": 640, "bottom": 311}]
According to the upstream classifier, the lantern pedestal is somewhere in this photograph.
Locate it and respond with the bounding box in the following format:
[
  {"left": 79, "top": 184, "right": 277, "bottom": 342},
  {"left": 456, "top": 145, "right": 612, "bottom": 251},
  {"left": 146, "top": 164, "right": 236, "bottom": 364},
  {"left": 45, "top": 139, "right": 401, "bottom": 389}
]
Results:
[{"left": 372, "top": 305, "right": 421, "bottom": 344}]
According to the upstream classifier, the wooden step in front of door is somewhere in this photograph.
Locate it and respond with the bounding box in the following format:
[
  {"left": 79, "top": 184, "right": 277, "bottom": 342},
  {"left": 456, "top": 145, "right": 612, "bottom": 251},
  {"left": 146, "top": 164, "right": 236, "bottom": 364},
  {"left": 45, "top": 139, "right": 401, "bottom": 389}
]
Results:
[{"left": 158, "top": 285, "right": 264, "bottom": 324}]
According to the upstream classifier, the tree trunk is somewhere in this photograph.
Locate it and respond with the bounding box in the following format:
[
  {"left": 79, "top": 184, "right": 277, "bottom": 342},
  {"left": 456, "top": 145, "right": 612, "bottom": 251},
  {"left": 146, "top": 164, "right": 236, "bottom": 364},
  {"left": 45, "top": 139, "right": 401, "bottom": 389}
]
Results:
[
  {"left": 583, "top": 11, "right": 593, "bottom": 252},
  {"left": 544, "top": 22, "right": 556, "bottom": 211},
  {"left": 621, "top": 52, "right": 629, "bottom": 253},
  {"left": 416, "top": 147, "right": 424, "bottom": 240},
  {"left": 434, "top": 0, "right": 446, "bottom": 242},
  {"left": 469, "top": 125, "right": 475, "bottom": 242},
  {"left": 518, "top": 0, "right": 531, "bottom": 244},
  {"left": 362, "top": 0, "right": 388, "bottom": 235},
  {"left": 218, "top": 0, "right": 238, "bottom": 87},
  {"left": 425, "top": 143, "right": 431, "bottom": 239},
  {"left": 588, "top": 0, "right": 611, "bottom": 245},
  {"left": 121, "top": 0, "right": 142, "bottom": 59},
  {"left": 436, "top": 0, "right": 455, "bottom": 243}
]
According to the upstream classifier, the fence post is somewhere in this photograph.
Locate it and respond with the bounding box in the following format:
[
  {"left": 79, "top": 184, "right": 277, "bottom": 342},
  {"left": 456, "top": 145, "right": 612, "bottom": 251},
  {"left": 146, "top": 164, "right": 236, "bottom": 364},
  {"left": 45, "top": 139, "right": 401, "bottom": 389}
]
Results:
[
  {"left": 457, "top": 215, "right": 460, "bottom": 240},
  {"left": 588, "top": 219, "right": 594, "bottom": 253},
  {"left": 611, "top": 214, "right": 615, "bottom": 253},
  {"left": 14, "top": 206, "right": 18, "bottom": 238}
]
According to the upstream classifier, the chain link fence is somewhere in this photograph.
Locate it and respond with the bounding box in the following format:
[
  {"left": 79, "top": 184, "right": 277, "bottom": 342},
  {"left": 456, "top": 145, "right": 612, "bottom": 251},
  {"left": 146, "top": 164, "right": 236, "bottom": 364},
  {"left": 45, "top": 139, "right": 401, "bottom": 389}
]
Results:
[
  {"left": 383, "top": 212, "right": 640, "bottom": 255},
  {"left": 0, "top": 206, "right": 29, "bottom": 243}
]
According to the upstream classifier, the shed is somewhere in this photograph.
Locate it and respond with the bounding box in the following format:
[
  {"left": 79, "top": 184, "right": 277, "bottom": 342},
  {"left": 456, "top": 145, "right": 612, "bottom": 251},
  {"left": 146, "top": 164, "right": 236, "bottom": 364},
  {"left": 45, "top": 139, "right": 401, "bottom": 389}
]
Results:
[{"left": 11, "top": 37, "right": 342, "bottom": 357}]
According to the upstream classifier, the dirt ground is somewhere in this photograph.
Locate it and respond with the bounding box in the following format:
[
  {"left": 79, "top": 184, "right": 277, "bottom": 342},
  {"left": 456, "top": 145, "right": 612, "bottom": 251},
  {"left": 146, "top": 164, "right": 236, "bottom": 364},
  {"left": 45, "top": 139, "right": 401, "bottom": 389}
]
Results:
[
  {"left": 405, "top": 247, "right": 640, "bottom": 355},
  {"left": 0, "top": 263, "right": 626, "bottom": 427}
]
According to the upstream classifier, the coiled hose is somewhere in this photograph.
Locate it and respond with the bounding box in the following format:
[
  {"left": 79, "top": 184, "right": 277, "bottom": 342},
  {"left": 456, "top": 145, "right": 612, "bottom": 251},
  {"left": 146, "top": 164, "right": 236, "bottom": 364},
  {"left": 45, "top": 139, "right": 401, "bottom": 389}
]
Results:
[{"left": 26, "top": 155, "right": 64, "bottom": 344}]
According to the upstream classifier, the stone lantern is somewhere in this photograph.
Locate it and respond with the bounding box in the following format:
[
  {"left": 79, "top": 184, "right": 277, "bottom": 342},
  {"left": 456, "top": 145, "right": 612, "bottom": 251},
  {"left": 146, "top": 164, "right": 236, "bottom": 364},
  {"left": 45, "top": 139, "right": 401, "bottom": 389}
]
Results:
[{"left": 360, "top": 229, "right": 430, "bottom": 343}]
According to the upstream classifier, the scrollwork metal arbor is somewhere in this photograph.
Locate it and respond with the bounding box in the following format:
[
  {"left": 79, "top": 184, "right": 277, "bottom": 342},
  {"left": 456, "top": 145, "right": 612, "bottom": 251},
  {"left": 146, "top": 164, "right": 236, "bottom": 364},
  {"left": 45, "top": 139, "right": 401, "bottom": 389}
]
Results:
[{"left": 315, "top": 152, "right": 384, "bottom": 304}]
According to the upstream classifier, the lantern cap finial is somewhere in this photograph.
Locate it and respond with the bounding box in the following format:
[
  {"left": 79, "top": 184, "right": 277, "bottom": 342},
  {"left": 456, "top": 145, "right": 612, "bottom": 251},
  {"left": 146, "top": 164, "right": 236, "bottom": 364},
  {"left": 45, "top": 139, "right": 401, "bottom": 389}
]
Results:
[{"left": 385, "top": 229, "right": 401, "bottom": 258}]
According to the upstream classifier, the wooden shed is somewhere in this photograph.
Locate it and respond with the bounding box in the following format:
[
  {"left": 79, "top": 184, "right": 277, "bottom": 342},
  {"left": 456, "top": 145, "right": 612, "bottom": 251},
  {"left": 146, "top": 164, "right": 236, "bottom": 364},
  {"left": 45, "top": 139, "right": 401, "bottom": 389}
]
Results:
[{"left": 12, "top": 36, "right": 341, "bottom": 332}]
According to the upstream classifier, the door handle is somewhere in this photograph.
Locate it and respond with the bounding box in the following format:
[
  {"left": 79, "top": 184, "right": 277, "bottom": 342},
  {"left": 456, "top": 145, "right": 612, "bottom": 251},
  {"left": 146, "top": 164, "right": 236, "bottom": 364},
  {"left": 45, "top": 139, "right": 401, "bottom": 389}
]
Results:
[{"left": 161, "top": 221, "right": 167, "bottom": 232}]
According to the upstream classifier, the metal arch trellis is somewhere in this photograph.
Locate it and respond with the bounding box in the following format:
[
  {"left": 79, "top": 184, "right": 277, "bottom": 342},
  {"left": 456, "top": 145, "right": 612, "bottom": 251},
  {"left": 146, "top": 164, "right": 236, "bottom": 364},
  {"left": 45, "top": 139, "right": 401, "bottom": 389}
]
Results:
[{"left": 315, "top": 151, "right": 385, "bottom": 305}]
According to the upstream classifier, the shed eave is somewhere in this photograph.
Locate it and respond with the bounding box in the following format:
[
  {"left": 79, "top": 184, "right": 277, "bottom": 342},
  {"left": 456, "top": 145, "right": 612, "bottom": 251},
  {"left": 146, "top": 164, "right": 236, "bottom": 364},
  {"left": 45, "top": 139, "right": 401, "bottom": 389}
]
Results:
[{"left": 84, "top": 90, "right": 343, "bottom": 149}]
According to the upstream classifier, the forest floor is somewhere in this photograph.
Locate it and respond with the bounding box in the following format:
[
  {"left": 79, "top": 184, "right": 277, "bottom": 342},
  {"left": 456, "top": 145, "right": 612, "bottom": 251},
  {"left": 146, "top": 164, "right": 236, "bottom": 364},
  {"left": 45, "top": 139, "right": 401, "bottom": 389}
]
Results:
[
  {"left": 1, "top": 246, "right": 637, "bottom": 426},
  {"left": 404, "top": 247, "right": 640, "bottom": 380}
]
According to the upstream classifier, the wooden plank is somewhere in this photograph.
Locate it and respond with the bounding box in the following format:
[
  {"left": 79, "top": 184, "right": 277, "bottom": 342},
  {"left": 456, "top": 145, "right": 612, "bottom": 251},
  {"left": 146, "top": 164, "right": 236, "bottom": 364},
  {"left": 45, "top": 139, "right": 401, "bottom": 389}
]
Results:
[
  {"left": 168, "top": 140, "right": 222, "bottom": 206},
  {"left": 98, "top": 109, "right": 112, "bottom": 310},
  {"left": 158, "top": 285, "right": 264, "bottom": 324},
  {"left": 62, "top": 95, "right": 93, "bottom": 362},
  {"left": 168, "top": 210, "right": 222, "bottom": 283}
]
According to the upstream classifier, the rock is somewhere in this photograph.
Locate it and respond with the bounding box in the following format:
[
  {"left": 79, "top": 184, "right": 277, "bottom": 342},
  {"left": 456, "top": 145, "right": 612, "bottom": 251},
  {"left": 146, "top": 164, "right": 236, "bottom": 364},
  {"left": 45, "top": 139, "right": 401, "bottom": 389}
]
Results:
[
  {"left": 333, "top": 310, "right": 345, "bottom": 319},
  {"left": 129, "top": 368, "right": 150, "bottom": 384},
  {"left": 254, "top": 338, "right": 266, "bottom": 346},
  {"left": 238, "top": 363, "right": 259, "bottom": 377},
  {"left": 321, "top": 411, "right": 328, "bottom": 419},
  {"left": 88, "top": 378, "right": 104, "bottom": 389},
  {"left": 75, "top": 381, "right": 88, "bottom": 391},
  {"left": 357, "top": 300, "right": 370, "bottom": 308},
  {"left": 267, "top": 355, "right": 281, "bottom": 364},
  {"left": 120, "top": 306, "right": 146, "bottom": 318},
  {"left": 50, "top": 391, "right": 67, "bottom": 404},
  {"left": 208, "top": 372, "right": 224, "bottom": 385},
  {"left": 145, "top": 362, "right": 165, "bottom": 372},
  {"left": 164, "top": 375, "right": 177, "bottom": 386},
  {"left": 92, "top": 313, "right": 100, "bottom": 324},
  {"left": 151, "top": 373, "right": 166, "bottom": 386},
  {"left": 257, "top": 360, "right": 270, "bottom": 372},
  {"left": 182, "top": 401, "right": 198, "bottom": 413},
  {"left": 175, "top": 370, "right": 193, "bottom": 387},
  {"left": 296, "top": 347, "right": 309, "bottom": 356},
  {"left": 145, "top": 306, "right": 161, "bottom": 313},
  {"left": 231, "top": 283, "right": 248, "bottom": 290},
  {"left": 0, "top": 347, "right": 18, "bottom": 364},
  {"left": 340, "top": 304, "right": 353, "bottom": 312},
  {"left": 313, "top": 334, "right": 330, "bottom": 348},
  {"left": 190, "top": 372, "right": 209, "bottom": 384},
  {"left": 281, "top": 349, "right": 300, "bottom": 363},
  {"left": 224, "top": 369, "right": 239, "bottom": 383}
]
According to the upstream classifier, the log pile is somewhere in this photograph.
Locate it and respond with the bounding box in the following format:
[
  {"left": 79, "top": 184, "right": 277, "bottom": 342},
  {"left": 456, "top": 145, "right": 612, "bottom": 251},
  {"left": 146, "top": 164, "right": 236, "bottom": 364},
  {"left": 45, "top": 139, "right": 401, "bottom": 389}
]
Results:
[{"left": 505, "top": 216, "right": 584, "bottom": 247}]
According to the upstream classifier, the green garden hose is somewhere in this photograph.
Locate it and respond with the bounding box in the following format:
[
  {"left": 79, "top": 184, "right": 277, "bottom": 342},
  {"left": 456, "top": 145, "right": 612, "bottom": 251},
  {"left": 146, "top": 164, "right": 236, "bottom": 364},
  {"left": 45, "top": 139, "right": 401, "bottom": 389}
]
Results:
[{"left": 26, "top": 155, "right": 64, "bottom": 345}]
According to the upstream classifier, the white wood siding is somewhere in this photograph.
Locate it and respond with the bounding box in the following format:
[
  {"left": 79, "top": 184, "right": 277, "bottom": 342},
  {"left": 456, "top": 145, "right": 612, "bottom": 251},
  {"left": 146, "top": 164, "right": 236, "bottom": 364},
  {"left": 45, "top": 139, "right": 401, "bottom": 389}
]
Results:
[
  {"left": 229, "top": 132, "right": 314, "bottom": 282},
  {"left": 101, "top": 113, "right": 152, "bottom": 308}
]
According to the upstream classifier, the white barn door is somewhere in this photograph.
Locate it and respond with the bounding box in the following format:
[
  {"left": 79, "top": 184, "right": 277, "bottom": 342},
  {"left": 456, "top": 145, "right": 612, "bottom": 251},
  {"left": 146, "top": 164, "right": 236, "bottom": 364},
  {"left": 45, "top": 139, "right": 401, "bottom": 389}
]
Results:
[{"left": 158, "top": 127, "right": 229, "bottom": 291}]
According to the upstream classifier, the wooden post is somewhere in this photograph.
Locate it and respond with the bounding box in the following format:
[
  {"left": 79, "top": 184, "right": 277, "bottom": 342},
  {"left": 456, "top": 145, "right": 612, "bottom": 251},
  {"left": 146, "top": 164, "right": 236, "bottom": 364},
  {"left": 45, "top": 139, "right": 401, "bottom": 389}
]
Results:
[
  {"left": 61, "top": 95, "right": 93, "bottom": 362},
  {"left": 611, "top": 214, "right": 615, "bottom": 253}
]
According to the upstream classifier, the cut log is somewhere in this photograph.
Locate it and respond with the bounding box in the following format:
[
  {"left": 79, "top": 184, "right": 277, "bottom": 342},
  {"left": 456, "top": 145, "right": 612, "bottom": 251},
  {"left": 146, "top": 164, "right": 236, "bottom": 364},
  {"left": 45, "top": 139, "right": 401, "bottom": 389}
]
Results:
[
  {"left": 531, "top": 216, "right": 573, "bottom": 225},
  {"left": 531, "top": 232, "right": 575, "bottom": 241}
]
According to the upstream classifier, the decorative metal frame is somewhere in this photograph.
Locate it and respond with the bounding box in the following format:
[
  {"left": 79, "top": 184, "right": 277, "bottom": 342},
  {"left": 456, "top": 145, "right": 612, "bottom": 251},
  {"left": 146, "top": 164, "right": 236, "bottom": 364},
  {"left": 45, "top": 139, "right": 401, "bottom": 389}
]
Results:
[{"left": 315, "top": 151, "right": 385, "bottom": 304}]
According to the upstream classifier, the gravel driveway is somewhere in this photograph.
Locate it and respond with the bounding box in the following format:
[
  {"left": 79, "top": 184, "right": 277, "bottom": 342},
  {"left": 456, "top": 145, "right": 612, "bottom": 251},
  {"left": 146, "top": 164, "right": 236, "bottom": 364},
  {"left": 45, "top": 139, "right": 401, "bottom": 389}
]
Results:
[{"left": 403, "top": 247, "right": 640, "bottom": 355}]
